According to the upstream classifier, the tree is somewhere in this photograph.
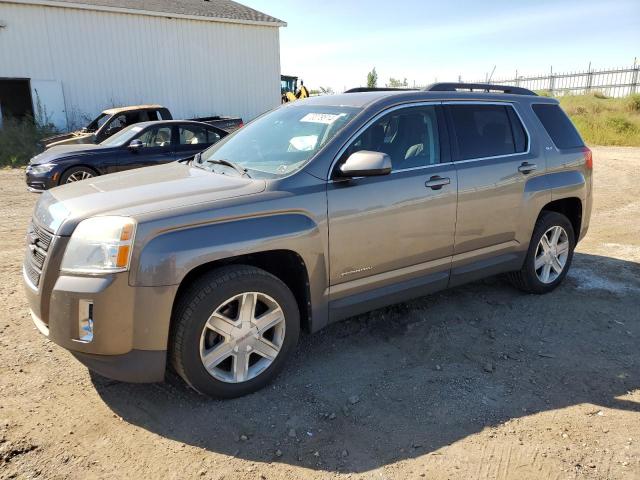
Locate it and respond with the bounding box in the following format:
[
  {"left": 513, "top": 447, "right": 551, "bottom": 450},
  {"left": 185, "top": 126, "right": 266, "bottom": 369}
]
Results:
[
  {"left": 386, "top": 77, "right": 408, "bottom": 88},
  {"left": 366, "top": 68, "right": 378, "bottom": 88}
]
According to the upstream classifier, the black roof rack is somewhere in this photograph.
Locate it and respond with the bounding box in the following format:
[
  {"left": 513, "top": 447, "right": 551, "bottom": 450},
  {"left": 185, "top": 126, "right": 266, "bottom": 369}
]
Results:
[
  {"left": 344, "top": 87, "right": 419, "bottom": 93},
  {"left": 424, "top": 82, "right": 537, "bottom": 96}
]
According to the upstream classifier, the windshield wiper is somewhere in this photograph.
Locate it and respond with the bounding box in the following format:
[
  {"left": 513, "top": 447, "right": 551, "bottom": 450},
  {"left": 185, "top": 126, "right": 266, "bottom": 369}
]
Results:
[{"left": 201, "top": 155, "right": 251, "bottom": 178}]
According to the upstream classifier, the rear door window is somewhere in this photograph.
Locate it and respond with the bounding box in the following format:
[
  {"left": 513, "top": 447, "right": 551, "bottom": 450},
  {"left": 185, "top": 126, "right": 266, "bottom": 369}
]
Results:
[
  {"left": 532, "top": 104, "right": 584, "bottom": 149},
  {"left": 179, "top": 125, "right": 208, "bottom": 146},
  {"left": 447, "top": 104, "right": 527, "bottom": 161}
]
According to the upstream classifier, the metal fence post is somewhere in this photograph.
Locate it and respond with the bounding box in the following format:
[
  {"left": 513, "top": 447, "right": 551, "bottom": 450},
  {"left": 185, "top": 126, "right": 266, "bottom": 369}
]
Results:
[
  {"left": 548, "top": 66, "right": 555, "bottom": 95},
  {"left": 632, "top": 58, "right": 639, "bottom": 95},
  {"left": 586, "top": 62, "right": 593, "bottom": 93}
]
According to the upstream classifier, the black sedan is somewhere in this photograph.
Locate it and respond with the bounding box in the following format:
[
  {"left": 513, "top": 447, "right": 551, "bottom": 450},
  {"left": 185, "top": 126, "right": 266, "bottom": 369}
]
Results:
[{"left": 26, "top": 120, "right": 228, "bottom": 191}]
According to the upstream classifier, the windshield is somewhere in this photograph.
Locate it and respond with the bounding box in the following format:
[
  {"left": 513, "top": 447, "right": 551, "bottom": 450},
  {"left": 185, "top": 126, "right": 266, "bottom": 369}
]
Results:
[
  {"left": 100, "top": 124, "right": 144, "bottom": 146},
  {"left": 196, "top": 105, "right": 361, "bottom": 178},
  {"left": 85, "top": 113, "right": 110, "bottom": 132}
]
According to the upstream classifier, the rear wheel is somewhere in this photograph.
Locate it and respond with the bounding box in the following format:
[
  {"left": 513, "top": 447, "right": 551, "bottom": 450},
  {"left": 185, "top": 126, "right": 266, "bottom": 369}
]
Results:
[
  {"left": 60, "top": 166, "right": 97, "bottom": 184},
  {"left": 508, "top": 211, "right": 575, "bottom": 294},
  {"left": 170, "top": 266, "right": 300, "bottom": 398}
]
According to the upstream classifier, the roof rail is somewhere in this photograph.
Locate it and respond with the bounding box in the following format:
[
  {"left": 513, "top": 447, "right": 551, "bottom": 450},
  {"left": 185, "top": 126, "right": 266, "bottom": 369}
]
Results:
[
  {"left": 424, "top": 82, "right": 537, "bottom": 96},
  {"left": 344, "top": 87, "right": 419, "bottom": 93}
]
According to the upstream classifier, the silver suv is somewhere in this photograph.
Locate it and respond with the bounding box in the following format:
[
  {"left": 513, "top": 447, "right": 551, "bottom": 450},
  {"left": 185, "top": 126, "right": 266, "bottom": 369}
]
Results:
[{"left": 23, "top": 83, "right": 593, "bottom": 398}]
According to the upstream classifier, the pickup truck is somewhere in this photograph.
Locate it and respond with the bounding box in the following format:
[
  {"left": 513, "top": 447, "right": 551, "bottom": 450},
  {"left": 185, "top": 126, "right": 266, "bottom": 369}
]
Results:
[{"left": 41, "top": 104, "right": 242, "bottom": 148}]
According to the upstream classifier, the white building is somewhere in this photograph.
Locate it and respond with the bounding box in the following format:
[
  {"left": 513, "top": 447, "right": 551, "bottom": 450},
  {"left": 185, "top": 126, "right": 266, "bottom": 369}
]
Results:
[{"left": 0, "top": 0, "right": 285, "bottom": 130}]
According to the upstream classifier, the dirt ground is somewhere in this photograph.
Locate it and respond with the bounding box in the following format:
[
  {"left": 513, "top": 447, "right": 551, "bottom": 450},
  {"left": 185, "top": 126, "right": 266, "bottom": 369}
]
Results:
[{"left": 1, "top": 146, "right": 638, "bottom": 480}]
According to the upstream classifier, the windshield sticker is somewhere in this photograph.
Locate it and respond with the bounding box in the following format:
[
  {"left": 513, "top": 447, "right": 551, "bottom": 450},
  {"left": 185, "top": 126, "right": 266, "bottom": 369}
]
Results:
[{"left": 300, "top": 113, "right": 346, "bottom": 125}]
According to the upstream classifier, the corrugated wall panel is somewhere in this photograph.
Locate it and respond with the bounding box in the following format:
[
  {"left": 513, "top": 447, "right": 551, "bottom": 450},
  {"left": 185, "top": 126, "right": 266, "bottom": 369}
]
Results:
[{"left": 0, "top": 3, "right": 282, "bottom": 126}]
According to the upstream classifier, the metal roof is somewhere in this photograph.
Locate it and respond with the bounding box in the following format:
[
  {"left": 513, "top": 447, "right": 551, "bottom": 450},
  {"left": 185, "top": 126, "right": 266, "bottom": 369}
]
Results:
[{"left": 7, "top": 0, "right": 286, "bottom": 26}]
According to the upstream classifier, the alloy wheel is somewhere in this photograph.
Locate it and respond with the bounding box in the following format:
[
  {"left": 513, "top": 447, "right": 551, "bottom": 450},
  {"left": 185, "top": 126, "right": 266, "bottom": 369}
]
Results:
[
  {"left": 199, "top": 292, "right": 286, "bottom": 383},
  {"left": 65, "top": 170, "right": 94, "bottom": 183},
  {"left": 534, "top": 225, "right": 570, "bottom": 284}
]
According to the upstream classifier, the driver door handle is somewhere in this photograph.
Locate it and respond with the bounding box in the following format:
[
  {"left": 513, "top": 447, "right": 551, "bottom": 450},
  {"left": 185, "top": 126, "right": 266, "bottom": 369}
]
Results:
[
  {"left": 518, "top": 162, "right": 537, "bottom": 174},
  {"left": 425, "top": 176, "right": 450, "bottom": 190}
]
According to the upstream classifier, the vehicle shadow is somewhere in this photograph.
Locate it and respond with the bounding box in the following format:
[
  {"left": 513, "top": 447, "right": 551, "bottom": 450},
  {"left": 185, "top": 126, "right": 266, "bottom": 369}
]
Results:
[{"left": 92, "top": 252, "right": 640, "bottom": 474}]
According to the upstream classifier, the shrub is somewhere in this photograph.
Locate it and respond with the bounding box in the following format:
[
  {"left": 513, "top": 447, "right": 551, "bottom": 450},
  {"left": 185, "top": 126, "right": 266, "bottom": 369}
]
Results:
[
  {"left": 605, "top": 115, "right": 637, "bottom": 135},
  {"left": 0, "top": 116, "right": 58, "bottom": 167},
  {"left": 626, "top": 94, "right": 640, "bottom": 112}
]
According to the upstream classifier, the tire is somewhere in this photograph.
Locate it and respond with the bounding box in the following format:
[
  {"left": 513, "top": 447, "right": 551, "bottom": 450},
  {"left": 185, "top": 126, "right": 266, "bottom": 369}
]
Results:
[
  {"left": 170, "top": 265, "right": 300, "bottom": 398},
  {"left": 60, "top": 166, "right": 98, "bottom": 185},
  {"left": 508, "top": 211, "right": 576, "bottom": 294}
]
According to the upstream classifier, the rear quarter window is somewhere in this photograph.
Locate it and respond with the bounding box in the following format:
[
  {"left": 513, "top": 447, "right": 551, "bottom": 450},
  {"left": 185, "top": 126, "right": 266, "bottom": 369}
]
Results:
[{"left": 532, "top": 104, "right": 584, "bottom": 149}]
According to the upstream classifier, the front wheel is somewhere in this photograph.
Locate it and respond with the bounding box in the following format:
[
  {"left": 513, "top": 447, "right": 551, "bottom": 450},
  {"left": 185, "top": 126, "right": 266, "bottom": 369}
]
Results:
[
  {"left": 508, "top": 211, "right": 575, "bottom": 294},
  {"left": 170, "top": 266, "right": 300, "bottom": 398},
  {"left": 60, "top": 166, "right": 97, "bottom": 184}
]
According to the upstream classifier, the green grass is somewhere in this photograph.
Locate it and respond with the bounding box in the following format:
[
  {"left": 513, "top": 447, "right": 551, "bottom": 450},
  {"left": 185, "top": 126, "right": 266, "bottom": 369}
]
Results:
[
  {"left": 555, "top": 93, "right": 640, "bottom": 147},
  {"left": 0, "top": 116, "right": 58, "bottom": 167}
]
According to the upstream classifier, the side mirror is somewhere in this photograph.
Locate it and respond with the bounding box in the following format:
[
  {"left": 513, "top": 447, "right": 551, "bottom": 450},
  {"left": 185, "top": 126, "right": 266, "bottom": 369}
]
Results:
[
  {"left": 128, "top": 139, "right": 143, "bottom": 151},
  {"left": 337, "top": 150, "right": 392, "bottom": 178}
]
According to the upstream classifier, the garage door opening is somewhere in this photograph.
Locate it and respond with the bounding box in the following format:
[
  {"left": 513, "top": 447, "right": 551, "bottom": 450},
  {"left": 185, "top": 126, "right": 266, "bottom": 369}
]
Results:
[{"left": 0, "top": 79, "right": 34, "bottom": 127}]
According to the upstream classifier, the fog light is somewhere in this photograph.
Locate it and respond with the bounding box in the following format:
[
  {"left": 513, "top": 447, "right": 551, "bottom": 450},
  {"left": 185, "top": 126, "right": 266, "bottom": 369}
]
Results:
[{"left": 76, "top": 299, "right": 94, "bottom": 343}]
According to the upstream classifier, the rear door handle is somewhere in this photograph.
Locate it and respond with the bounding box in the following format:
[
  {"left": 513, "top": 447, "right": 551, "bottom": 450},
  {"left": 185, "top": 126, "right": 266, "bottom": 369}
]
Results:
[
  {"left": 425, "top": 176, "right": 450, "bottom": 190},
  {"left": 518, "top": 162, "right": 537, "bottom": 174}
]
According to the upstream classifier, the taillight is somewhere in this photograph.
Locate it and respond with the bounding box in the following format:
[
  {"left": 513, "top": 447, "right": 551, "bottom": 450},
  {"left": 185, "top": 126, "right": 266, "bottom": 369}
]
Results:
[{"left": 583, "top": 147, "right": 593, "bottom": 170}]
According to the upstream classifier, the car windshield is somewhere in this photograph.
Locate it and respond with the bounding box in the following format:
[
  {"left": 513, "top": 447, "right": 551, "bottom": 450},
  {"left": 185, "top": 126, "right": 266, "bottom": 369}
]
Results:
[
  {"left": 85, "top": 113, "right": 109, "bottom": 132},
  {"left": 100, "top": 124, "right": 145, "bottom": 146},
  {"left": 195, "top": 105, "right": 361, "bottom": 178}
]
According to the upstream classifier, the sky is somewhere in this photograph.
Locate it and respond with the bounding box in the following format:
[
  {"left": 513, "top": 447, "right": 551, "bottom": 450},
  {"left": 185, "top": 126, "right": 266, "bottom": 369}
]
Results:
[{"left": 242, "top": 0, "right": 640, "bottom": 92}]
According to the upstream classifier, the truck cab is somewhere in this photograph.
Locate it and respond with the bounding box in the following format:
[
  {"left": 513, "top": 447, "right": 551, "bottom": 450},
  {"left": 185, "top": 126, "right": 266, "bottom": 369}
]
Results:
[{"left": 41, "top": 105, "right": 172, "bottom": 148}]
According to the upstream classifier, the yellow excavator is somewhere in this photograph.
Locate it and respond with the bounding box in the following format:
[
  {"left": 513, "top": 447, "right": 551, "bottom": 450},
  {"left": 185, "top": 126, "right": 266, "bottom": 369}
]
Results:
[{"left": 281, "top": 75, "right": 309, "bottom": 103}]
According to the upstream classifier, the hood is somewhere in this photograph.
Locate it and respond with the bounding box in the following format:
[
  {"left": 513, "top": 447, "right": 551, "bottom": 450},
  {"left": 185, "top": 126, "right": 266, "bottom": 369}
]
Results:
[
  {"left": 33, "top": 162, "right": 266, "bottom": 235},
  {"left": 30, "top": 143, "right": 110, "bottom": 165},
  {"left": 41, "top": 131, "right": 94, "bottom": 148}
]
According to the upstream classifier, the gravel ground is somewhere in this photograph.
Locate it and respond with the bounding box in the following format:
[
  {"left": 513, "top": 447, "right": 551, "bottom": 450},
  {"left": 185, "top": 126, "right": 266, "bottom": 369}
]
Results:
[{"left": 1, "top": 146, "right": 638, "bottom": 480}]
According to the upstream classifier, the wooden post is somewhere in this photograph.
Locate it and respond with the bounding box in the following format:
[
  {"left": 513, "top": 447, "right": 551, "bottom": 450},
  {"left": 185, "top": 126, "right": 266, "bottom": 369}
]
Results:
[
  {"left": 632, "top": 57, "right": 639, "bottom": 95},
  {"left": 548, "top": 66, "right": 555, "bottom": 95}
]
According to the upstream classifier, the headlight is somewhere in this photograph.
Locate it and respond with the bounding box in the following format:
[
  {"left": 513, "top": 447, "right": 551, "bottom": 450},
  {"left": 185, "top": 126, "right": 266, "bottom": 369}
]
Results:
[
  {"left": 28, "top": 163, "right": 56, "bottom": 174},
  {"left": 61, "top": 216, "right": 136, "bottom": 274}
]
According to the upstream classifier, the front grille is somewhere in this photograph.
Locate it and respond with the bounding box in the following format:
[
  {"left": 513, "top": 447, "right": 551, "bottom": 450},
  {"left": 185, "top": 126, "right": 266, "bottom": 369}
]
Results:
[{"left": 24, "top": 221, "right": 54, "bottom": 288}]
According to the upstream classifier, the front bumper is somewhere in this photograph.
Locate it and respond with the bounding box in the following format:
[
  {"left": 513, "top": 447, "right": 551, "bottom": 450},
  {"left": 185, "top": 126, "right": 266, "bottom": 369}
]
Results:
[
  {"left": 24, "top": 266, "right": 178, "bottom": 383},
  {"left": 71, "top": 349, "right": 167, "bottom": 383},
  {"left": 25, "top": 165, "right": 63, "bottom": 191}
]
